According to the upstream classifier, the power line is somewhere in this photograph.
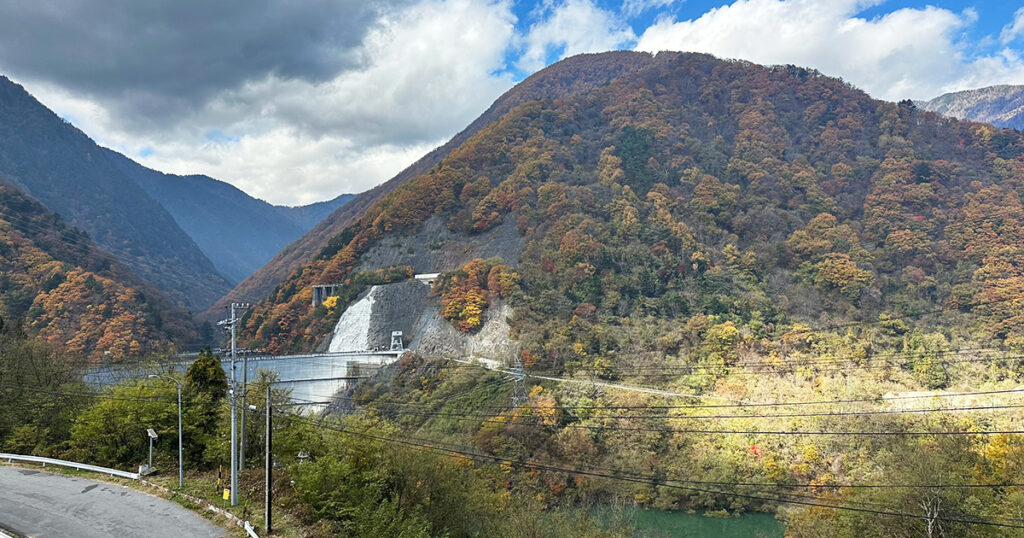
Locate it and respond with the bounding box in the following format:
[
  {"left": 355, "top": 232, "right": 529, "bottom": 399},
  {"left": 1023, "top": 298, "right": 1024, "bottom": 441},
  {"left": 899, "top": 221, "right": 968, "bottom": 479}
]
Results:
[
  {"left": 285, "top": 376, "right": 1024, "bottom": 438},
  {"left": 508, "top": 423, "right": 1024, "bottom": 436},
  {"left": 0, "top": 382, "right": 178, "bottom": 404},
  {"left": 546, "top": 353, "right": 1024, "bottom": 379},
  {"left": 274, "top": 411, "right": 1007, "bottom": 516},
  {"left": 12, "top": 384, "right": 1014, "bottom": 521},
  {"left": 294, "top": 372, "right": 1024, "bottom": 412},
  {"left": 321, "top": 375, "right": 513, "bottom": 413},
  {"left": 437, "top": 353, "right": 1024, "bottom": 392},
  {"left": 285, "top": 393, "right": 1024, "bottom": 439},
  {"left": 294, "top": 399, "right": 1024, "bottom": 422},
  {"left": 437, "top": 346, "right": 1011, "bottom": 376},
  {"left": 564, "top": 346, "right": 1006, "bottom": 372},
  {"left": 277, "top": 411, "right": 1024, "bottom": 529},
  {"left": 287, "top": 380, "right": 1024, "bottom": 419},
  {"left": 12, "top": 380, "right": 1018, "bottom": 524},
  {"left": 503, "top": 387, "right": 1024, "bottom": 411},
  {"left": 435, "top": 355, "right": 1024, "bottom": 407}
]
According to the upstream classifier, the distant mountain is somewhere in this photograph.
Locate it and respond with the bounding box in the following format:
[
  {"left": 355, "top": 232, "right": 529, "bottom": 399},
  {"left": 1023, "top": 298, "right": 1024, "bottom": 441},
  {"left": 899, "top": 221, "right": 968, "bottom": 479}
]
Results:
[
  {"left": 0, "top": 76, "right": 231, "bottom": 311},
  {"left": 275, "top": 193, "right": 356, "bottom": 230},
  {"left": 918, "top": 84, "right": 1024, "bottom": 129},
  {"left": 0, "top": 75, "right": 352, "bottom": 308},
  {"left": 207, "top": 51, "right": 657, "bottom": 315},
  {"left": 0, "top": 178, "right": 194, "bottom": 359},
  {"left": 105, "top": 150, "right": 353, "bottom": 284}
]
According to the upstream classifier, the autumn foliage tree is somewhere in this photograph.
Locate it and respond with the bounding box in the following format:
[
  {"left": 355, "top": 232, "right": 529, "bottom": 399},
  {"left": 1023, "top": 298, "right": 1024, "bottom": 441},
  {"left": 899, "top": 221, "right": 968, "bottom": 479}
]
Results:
[
  {"left": 436, "top": 258, "right": 519, "bottom": 332},
  {"left": 0, "top": 179, "right": 192, "bottom": 360},
  {"left": 242, "top": 50, "right": 1024, "bottom": 360}
]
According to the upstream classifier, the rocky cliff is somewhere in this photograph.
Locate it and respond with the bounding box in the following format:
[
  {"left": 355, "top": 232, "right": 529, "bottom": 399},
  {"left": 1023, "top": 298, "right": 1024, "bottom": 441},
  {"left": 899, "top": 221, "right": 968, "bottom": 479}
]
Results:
[{"left": 322, "top": 279, "right": 516, "bottom": 362}]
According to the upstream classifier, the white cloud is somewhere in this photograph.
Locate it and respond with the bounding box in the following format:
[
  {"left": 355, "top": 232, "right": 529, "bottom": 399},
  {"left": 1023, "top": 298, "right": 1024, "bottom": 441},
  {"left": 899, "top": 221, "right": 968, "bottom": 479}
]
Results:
[
  {"left": 13, "top": 0, "right": 1024, "bottom": 208},
  {"left": 622, "top": 0, "right": 679, "bottom": 18},
  {"left": 1001, "top": 7, "right": 1024, "bottom": 45},
  {"left": 635, "top": 0, "right": 1024, "bottom": 101},
  {"left": 214, "top": 0, "right": 518, "bottom": 145},
  {"left": 18, "top": 0, "right": 518, "bottom": 206},
  {"left": 518, "top": 0, "right": 636, "bottom": 72},
  {"left": 140, "top": 129, "right": 440, "bottom": 206}
]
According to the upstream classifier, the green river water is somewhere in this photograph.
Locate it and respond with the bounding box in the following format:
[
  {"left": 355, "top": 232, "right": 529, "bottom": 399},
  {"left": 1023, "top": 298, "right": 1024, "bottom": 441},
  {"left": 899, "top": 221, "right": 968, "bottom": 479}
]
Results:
[{"left": 628, "top": 509, "right": 784, "bottom": 537}]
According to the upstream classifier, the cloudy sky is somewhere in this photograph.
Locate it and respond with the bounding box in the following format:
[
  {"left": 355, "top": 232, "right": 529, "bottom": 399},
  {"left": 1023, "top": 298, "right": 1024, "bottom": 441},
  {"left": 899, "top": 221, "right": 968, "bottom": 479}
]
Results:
[{"left": 0, "top": 0, "right": 1022, "bottom": 205}]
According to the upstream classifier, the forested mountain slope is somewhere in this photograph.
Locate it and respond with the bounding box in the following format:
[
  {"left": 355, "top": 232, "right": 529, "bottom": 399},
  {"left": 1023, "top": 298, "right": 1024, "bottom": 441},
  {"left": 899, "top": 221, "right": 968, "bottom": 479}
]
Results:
[
  {"left": 240, "top": 50, "right": 1024, "bottom": 354},
  {"left": 0, "top": 178, "right": 194, "bottom": 359},
  {"left": 232, "top": 51, "right": 1024, "bottom": 533},
  {"left": 919, "top": 84, "right": 1024, "bottom": 130},
  {"left": 207, "top": 51, "right": 661, "bottom": 314},
  {"left": 0, "top": 76, "right": 230, "bottom": 311},
  {"left": 106, "top": 150, "right": 354, "bottom": 284}
]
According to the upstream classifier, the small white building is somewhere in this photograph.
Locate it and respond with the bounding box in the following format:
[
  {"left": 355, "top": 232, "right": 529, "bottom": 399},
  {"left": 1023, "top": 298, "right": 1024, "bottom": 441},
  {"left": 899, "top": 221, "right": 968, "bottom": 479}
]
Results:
[{"left": 414, "top": 273, "right": 440, "bottom": 286}]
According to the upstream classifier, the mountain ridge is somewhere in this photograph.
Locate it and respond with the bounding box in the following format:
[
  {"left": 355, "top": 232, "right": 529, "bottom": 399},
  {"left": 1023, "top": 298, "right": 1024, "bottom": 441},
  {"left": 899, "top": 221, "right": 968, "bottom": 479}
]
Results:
[
  {"left": 0, "top": 74, "right": 354, "bottom": 307},
  {"left": 0, "top": 75, "right": 231, "bottom": 310},
  {"left": 234, "top": 51, "right": 1024, "bottom": 356},
  {"left": 205, "top": 50, "right": 666, "bottom": 316},
  {"left": 918, "top": 84, "right": 1024, "bottom": 129},
  {"left": 105, "top": 149, "right": 354, "bottom": 284}
]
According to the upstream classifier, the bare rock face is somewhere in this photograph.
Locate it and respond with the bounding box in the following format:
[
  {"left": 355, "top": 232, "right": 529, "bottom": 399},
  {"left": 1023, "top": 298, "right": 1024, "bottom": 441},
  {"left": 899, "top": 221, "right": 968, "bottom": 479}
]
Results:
[
  {"left": 323, "top": 211, "right": 522, "bottom": 361},
  {"left": 209, "top": 51, "right": 656, "bottom": 314},
  {"left": 367, "top": 281, "right": 431, "bottom": 350},
  {"left": 356, "top": 214, "right": 524, "bottom": 274},
  {"left": 411, "top": 300, "right": 517, "bottom": 364},
  {"left": 918, "top": 85, "right": 1024, "bottom": 130},
  {"left": 324, "top": 279, "right": 516, "bottom": 362}
]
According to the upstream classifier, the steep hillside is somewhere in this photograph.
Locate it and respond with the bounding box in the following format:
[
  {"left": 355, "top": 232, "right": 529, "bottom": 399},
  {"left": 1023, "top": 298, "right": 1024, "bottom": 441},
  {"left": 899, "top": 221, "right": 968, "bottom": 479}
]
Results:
[
  {"left": 240, "top": 51, "right": 1024, "bottom": 357},
  {"left": 0, "top": 178, "right": 194, "bottom": 359},
  {"left": 919, "top": 84, "right": 1024, "bottom": 129},
  {"left": 0, "top": 76, "right": 230, "bottom": 310},
  {"left": 236, "top": 51, "right": 1024, "bottom": 532},
  {"left": 106, "top": 150, "right": 353, "bottom": 283},
  {"left": 208, "top": 51, "right": 663, "bottom": 313}
]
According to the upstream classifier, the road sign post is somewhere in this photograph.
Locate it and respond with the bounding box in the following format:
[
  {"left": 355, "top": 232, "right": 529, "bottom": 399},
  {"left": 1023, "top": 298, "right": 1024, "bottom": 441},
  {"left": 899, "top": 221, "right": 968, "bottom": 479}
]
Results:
[{"left": 146, "top": 428, "right": 158, "bottom": 471}]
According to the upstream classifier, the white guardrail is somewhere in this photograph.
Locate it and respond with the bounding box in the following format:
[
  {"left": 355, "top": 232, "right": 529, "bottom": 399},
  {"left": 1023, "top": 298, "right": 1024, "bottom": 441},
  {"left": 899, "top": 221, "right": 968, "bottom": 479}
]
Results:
[{"left": 0, "top": 453, "right": 139, "bottom": 480}]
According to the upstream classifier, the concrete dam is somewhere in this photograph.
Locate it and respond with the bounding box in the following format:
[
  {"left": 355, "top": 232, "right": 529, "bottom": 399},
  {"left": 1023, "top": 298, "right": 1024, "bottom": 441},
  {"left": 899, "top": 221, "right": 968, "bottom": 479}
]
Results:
[
  {"left": 83, "top": 274, "right": 516, "bottom": 409},
  {"left": 82, "top": 351, "right": 401, "bottom": 410}
]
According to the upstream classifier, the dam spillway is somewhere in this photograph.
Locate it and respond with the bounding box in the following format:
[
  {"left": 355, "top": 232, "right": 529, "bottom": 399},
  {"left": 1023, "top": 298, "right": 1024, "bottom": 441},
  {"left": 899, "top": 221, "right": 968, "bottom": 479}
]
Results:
[
  {"left": 328, "top": 287, "right": 379, "bottom": 352},
  {"left": 325, "top": 280, "right": 432, "bottom": 352}
]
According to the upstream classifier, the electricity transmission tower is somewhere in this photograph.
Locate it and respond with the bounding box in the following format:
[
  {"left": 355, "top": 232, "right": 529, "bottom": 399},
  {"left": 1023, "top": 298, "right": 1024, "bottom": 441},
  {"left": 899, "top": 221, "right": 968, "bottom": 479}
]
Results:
[
  {"left": 510, "top": 353, "right": 528, "bottom": 407},
  {"left": 217, "top": 302, "right": 249, "bottom": 506}
]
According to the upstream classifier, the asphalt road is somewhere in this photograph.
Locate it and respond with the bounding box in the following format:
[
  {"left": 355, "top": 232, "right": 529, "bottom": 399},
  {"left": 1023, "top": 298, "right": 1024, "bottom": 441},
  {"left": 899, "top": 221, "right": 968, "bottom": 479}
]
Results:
[{"left": 0, "top": 466, "right": 226, "bottom": 537}]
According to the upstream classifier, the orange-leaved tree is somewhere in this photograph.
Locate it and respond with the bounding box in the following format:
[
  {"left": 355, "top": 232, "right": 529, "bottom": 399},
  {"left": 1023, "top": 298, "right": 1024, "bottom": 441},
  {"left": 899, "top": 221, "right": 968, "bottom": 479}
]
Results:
[{"left": 437, "top": 258, "right": 519, "bottom": 332}]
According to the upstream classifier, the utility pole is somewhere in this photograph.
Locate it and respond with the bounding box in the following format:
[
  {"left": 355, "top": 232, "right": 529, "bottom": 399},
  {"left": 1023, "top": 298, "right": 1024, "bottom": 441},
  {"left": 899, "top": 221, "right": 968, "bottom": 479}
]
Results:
[
  {"left": 264, "top": 383, "right": 272, "bottom": 535},
  {"left": 218, "top": 302, "right": 249, "bottom": 506}
]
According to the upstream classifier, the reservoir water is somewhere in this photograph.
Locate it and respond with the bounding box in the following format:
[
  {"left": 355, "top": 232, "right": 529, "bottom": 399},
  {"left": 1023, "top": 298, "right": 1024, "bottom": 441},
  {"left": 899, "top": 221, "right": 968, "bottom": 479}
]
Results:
[{"left": 630, "top": 510, "right": 783, "bottom": 537}]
